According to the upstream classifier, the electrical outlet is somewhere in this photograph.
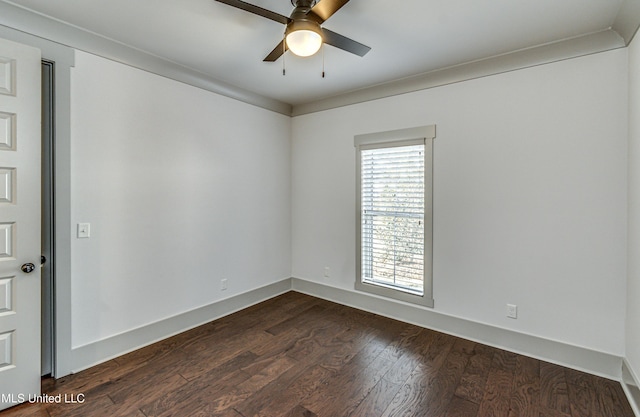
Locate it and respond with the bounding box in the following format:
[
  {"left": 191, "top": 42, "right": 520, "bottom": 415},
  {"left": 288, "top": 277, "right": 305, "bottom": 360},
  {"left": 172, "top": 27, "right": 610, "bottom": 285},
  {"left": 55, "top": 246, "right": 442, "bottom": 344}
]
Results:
[
  {"left": 220, "top": 279, "right": 228, "bottom": 291},
  {"left": 323, "top": 267, "right": 331, "bottom": 278},
  {"left": 507, "top": 304, "right": 518, "bottom": 319},
  {"left": 77, "top": 223, "right": 90, "bottom": 238}
]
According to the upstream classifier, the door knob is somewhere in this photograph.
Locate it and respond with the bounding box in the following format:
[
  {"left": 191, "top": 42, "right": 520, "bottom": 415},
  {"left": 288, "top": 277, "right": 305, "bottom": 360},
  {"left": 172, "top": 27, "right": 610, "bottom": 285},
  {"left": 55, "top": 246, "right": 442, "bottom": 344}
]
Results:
[{"left": 21, "top": 263, "right": 35, "bottom": 273}]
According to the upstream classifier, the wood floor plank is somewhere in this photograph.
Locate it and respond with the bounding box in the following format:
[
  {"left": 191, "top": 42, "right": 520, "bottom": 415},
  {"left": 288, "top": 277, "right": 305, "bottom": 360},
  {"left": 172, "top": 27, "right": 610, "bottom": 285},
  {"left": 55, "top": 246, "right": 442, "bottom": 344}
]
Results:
[
  {"left": 379, "top": 332, "right": 456, "bottom": 417},
  {"left": 565, "top": 367, "right": 596, "bottom": 388},
  {"left": 235, "top": 362, "right": 327, "bottom": 417},
  {"left": 571, "top": 368, "right": 626, "bottom": 417},
  {"left": 594, "top": 377, "right": 637, "bottom": 417},
  {"left": 264, "top": 304, "right": 333, "bottom": 336},
  {"left": 565, "top": 366, "right": 636, "bottom": 417},
  {"left": 400, "top": 337, "right": 474, "bottom": 417},
  {"left": 281, "top": 405, "right": 317, "bottom": 417},
  {"left": 309, "top": 318, "right": 383, "bottom": 372},
  {"left": 300, "top": 332, "right": 394, "bottom": 416},
  {"left": 321, "top": 326, "right": 418, "bottom": 417},
  {"left": 45, "top": 394, "right": 114, "bottom": 417},
  {"left": 347, "top": 327, "right": 436, "bottom": 417},
  {"left": 247, "top": 304, "right": 391, "bottom": 417},
  {"left": 234, "top": 323, "right": 349, "bottom": 416},
  {"left": 567, "top": 382, "right": 598, "bottom": 417},
  {"left": 196, "top": 355, "right": 298, "bottom": 414},
  {"left": 139, "top": 351, "right": 257, "bottom": 416},
  {"left": 444, "top": 396, "right": 480, "bottom": 417},
  {"left": 493, "top": 350, "right": 518, "bottom": 373},
  {"left": 176, "top": 328, "right": 273, "bottom": 381},
  {"left": 0, "top": 291, "right": 635, "bottom": 417},
  {"left": 418, "top": 331, "right": 458, "bottom": 374},
  {"left": 476, "top": 351, "right": 516, "bottom": 417},
  {"left": 188, "top": 403, "right": 247, "bottom": 417},
  {"left": 538, "top": 405, "right": 572, "bottom": 417},
  {"left": 152, "top": 370, "right": 252, "bottom": 417},
  {"left": 378, "top": 368, "right": 433, "bottom": 417},
  {"left": 283, "top": 320, "right": 351, "bottom": 362},
  {"left": 349, "top": 377, "right": 403, "bottom": 417},
  {"left": 104, "top": 355, "right": 190, "bottom": 404},
  {"left": 252, "top": 308, "right": 347, "bottom": 359},
  {"left": 221, "top": 292, "right": 321, "bottom": 332},
  {"left": 253, "top": 365, "right": 335, "bottom": 417},
  {"left": 43, "top": 359, "right": 123, "bottom": 395},
  {"left": 508, "top": 355, "right": 540, "bottom": 417},
  {"left": 418, "top": 338, "right": 475, "bottom": 415},
  {"left": 540, "top": 361, "right": 572, "bottom": 415},
  {"left": 455, "top": 343, "right": 496, "bottom": 404},
  {"left": 180, "top": 324, "right": 273, "bottom": 358},
  {"left": 0, "top": 402, "right": 50, "bottom": 417},
  {"left": 177, "top": 294, "right": 320, "bottom": 359},
  {"left": 477, "top": 369, "right": 513, "bottom": 417},
  {"left": 108, "top": 372, "right": 187, "bottom": 413}
]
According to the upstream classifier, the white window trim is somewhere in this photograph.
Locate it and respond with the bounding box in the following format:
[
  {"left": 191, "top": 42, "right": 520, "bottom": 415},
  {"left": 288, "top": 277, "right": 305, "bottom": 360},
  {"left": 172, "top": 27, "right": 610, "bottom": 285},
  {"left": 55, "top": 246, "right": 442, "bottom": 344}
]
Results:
[{"left": 354, "top": 125, "right": 435, "bottom": 308}]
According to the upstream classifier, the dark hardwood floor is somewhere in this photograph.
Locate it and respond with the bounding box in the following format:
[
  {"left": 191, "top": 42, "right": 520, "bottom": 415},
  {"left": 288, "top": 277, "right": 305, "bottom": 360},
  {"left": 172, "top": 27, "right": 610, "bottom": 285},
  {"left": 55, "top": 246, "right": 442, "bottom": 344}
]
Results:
[{"left": 1, "top": 291, "right": 635, "bottom": 417}]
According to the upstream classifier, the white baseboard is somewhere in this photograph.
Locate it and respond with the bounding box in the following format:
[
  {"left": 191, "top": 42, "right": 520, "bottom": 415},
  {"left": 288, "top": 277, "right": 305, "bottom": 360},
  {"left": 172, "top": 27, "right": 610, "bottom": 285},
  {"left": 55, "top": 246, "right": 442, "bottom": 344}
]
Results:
[
  {"left": 623, "top": 359, "right": 640, "bottom": 416},
  {"left": 70, "top": 276, "right": 630, "bottom": 406},
  {"left": 291, "top": 278, "right": 624, "bottom": 381},
  {"left": 70, "top": 278, "right": 292, "bottom": 373}
]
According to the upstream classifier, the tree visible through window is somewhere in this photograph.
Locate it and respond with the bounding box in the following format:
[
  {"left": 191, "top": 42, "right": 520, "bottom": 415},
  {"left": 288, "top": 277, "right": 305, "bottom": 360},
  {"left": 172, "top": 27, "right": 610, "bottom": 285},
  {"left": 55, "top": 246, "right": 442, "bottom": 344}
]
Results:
[
  {"left": 361, "top": 144, "right": 425, "bottom": 295},
  {"left": 355, "top": 126, "right": 435, "bottom": 307}
]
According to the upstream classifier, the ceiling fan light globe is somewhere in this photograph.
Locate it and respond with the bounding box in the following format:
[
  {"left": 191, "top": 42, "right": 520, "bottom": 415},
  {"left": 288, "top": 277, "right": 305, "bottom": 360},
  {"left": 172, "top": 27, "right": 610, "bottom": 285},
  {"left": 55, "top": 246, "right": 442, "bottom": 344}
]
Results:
[{"left": 286, "top": 29, "right": 322, "bottom": 57}]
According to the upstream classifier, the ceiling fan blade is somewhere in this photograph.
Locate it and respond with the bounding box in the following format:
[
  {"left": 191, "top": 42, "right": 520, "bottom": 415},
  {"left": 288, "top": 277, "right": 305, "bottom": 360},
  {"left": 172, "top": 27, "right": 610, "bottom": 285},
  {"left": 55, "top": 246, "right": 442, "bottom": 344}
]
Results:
[
  {"left": 215, "top": 0, "right": 290, "bottom": 25},
  {"left": 321, "top": 28, "right": 370, "bottom": 57},
  {"left": 263, "top": 39, "right": 288, "bottom": 62},
  {"left": 310, "top": 0, "right": 350, "bottom": 23}
]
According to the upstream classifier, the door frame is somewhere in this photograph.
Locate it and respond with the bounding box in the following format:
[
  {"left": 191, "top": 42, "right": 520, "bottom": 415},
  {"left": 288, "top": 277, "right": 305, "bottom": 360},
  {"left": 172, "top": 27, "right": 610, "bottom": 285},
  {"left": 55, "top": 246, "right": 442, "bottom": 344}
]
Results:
[
  {"left": 41, "top": 59, "right": 54, "bottom": 376},
  {"left": 0, "top": 25, "right": 74, "bottom": 378}
]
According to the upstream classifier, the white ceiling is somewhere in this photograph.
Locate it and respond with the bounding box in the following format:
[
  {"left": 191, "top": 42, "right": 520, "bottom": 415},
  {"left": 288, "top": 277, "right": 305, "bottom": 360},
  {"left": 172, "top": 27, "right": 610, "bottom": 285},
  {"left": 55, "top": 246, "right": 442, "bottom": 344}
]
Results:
[{"left": 0, "top": 0, "right": 633, "bottom": 107}]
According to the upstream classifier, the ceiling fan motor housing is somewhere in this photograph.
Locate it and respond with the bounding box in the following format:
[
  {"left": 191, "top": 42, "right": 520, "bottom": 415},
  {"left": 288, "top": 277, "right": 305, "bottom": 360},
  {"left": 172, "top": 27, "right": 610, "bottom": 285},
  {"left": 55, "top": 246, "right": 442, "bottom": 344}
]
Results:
[
  {"left": 290, "top": 0, "right": 318, "bottom": 8},
  {"left": 285, "top": 18, "right": 322, "bottom": 38},
  {"left": 287, "top": 0, "right": 323, "bottom": 33}
]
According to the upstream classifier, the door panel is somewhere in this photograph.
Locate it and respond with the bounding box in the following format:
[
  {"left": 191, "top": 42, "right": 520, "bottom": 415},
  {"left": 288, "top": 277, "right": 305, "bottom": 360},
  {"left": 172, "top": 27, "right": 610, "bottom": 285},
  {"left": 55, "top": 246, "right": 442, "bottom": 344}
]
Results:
[{"left": 0, "top": 37, "right": 41, "bottom": 411}]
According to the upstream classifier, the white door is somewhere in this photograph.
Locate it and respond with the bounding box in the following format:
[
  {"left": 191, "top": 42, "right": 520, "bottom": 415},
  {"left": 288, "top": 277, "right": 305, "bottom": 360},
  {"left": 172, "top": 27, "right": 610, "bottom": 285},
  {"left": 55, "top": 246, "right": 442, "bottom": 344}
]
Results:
[{"left": 0, "top": 38, "right": 42, "bottom": 410}]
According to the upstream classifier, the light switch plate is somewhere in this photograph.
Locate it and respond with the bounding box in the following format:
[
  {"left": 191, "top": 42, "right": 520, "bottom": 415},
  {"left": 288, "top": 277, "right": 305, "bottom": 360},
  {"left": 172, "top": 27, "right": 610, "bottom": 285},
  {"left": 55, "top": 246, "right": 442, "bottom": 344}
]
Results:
[{"left": 77, "top": 223, "right": 90, "bottom": 238}]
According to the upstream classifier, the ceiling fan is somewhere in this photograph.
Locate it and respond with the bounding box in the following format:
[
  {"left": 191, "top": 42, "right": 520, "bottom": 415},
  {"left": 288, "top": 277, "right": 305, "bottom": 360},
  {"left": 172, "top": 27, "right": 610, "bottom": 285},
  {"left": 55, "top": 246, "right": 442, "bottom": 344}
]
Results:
[{"left": 215, "top": 0, "right": 371, "bottom": 61}]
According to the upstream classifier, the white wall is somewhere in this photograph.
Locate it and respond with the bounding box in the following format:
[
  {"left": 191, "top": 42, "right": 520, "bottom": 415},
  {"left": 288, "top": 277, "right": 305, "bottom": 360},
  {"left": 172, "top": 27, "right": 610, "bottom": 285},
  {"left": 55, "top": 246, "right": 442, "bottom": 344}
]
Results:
[
  {"left": 67, "top": 44, "right": 631, "bottom": 365},
  {"left": 628, "top": 33, "right": 640, "bottom": 381},
  {"left": 292, "top": 49, "right": 628, "bottom": 356},
  {"left": 70, "top": 51, "right": 291, "bottom": 348}
]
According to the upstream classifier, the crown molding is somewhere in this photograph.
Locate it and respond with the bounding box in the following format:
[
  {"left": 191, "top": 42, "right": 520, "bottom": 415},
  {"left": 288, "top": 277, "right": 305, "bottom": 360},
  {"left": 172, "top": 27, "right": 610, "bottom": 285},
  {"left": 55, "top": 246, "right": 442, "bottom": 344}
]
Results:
[
  {"left": 613, "top": 0, "right": 640, "bottom": 45},
  {"left": 293, "top": 0, "right": 640, "bottom": 116},
  {"left": 292, "top": 29, "right": 625, "bottom": 116},
  {"left": 0, "top": 1, "right": 292, "bottom": 116},
  {"left": 0, "top": 0, "right": 637, "bottom": 118}
]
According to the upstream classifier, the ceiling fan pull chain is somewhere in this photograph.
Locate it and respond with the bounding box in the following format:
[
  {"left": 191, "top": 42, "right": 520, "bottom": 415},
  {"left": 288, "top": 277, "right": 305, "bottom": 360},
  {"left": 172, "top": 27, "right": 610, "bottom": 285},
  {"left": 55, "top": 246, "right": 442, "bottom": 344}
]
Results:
[
  {"left": 322, "top": 43, "right": 325, "bottom": 78},
  {"left": 283, "top": 38, "right": 286, "bottom": 76}
]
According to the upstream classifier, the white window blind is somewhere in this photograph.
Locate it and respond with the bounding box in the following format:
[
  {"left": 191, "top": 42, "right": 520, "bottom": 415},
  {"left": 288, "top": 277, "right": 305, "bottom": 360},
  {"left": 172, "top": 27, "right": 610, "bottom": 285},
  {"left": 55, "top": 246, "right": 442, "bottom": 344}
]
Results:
[
  {"left": 355, "top": 125, "right": 435, "bottom": 308},
  {"left": 361, "top": 144, "right": 425, "bottom": 295}
]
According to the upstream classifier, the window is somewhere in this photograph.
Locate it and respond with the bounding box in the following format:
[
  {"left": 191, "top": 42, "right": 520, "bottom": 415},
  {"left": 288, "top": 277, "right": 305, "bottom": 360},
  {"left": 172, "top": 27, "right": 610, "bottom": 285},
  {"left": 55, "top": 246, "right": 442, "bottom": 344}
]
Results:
[{"left": 355, "top": 126, "right": 435, "bottom": 307}]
